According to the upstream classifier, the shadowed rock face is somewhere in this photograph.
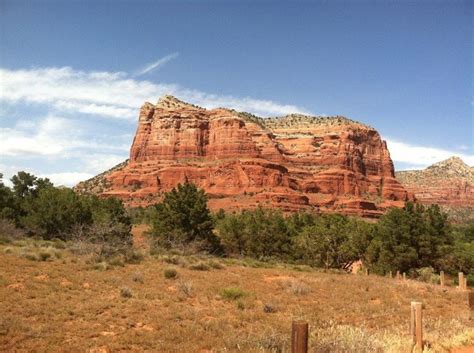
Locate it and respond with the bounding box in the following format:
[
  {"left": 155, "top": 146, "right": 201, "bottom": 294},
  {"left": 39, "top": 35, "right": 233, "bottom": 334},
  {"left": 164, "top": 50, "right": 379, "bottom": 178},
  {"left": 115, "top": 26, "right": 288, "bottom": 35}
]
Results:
[
  {"left": 75, "top": 95, "right": 410, "bottom": 217},
  {"left": 396, "top": 157, "right": 474, "bottom": 208}
]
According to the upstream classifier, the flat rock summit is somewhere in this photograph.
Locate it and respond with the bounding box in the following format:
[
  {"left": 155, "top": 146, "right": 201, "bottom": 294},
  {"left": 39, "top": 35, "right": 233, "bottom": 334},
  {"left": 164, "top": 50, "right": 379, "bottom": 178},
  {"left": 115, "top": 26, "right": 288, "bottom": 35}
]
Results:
[{"left": 76, "top": 95, "right": 411, "bottom": 217}]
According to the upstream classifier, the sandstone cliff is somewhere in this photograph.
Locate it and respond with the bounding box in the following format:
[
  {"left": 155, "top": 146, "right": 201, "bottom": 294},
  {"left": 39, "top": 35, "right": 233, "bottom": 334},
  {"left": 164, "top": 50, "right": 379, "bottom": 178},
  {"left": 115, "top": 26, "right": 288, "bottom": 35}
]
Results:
[
  {"left": 75, "top": 95, "right": 410, "bottom": 217},
  {"left": 396, "top": 157, "right": 473, "bottom": 221}
]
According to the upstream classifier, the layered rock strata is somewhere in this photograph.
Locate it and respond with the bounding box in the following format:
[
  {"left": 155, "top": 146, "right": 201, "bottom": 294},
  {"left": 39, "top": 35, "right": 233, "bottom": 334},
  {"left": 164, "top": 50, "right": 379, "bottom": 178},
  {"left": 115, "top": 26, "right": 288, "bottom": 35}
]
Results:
[{"left": 76, "top": 96, "right": 410, "bottom": 217}]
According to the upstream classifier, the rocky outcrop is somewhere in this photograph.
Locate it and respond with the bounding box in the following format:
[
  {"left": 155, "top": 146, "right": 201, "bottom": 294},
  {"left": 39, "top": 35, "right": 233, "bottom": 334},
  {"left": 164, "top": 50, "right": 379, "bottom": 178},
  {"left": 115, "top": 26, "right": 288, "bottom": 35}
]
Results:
[
  {"left": 396, "top": 157, "right": 474, "bottom": 219},
  {"left": 75, "top": 95, "right": 410, "bottom": 217}
]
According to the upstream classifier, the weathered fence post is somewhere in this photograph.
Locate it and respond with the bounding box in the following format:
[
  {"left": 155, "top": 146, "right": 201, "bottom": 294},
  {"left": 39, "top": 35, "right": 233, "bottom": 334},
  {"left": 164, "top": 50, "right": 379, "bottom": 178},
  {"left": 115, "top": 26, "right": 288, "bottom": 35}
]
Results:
[
  {"left": 440, "top": 271, "right": 445, "bottom": 287},
  {"left": 459, "top": 272, "right": 466, "bottom": 291},
  {"left": 396, "top": 270, "right": 401, "bottom": 280},
  {"left": 365, "top": 268, "right": 369, "bottom": 276},
  {"left": 410, "top": 302, "right": 423, "bottom": 351},
  {"left": 291, "top": 321, "right": 308, "bottom": 353},
  {"left": 403, "top": 272, "right": 406, "bottom": 281},
  {"left": 389, "top": 271, "right": 392, "bottom": 278}
]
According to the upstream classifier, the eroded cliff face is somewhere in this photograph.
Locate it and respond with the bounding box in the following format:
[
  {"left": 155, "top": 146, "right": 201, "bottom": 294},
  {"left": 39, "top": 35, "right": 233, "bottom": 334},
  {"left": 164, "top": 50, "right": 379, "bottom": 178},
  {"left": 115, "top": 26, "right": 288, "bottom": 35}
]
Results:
[
  {"left": 75, "top": 95, "right": 410, "bottom": 217},
  {"left": 396, "top": 157, "right": 474, "bottom": 208}
]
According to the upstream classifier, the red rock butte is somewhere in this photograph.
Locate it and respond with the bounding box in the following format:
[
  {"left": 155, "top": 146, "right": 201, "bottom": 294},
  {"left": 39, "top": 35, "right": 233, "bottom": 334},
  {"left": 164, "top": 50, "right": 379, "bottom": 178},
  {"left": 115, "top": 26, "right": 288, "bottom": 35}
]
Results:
[
  {"left": 75, "top": 95, "right": 410, "bottom": 217},
  {"left": 396, "top": 157, "right": 474, "bottom": 208}
]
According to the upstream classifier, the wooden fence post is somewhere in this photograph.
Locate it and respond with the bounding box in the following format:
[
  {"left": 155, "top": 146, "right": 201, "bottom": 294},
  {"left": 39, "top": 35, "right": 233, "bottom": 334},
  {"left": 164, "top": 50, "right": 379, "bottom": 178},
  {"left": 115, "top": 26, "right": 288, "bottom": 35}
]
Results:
[
  {"left": 403, "top": 272, "right": 406, "bottom": 281},
  {"left": 396, "top": 270, "right": 401, "bottom": 280},
  {"left": 291, "top": 321, "right": 308, "bottom": 353},
  {"left": 459, "top": 272, "right": 465, "bottom": 291},
  {"left": 389, "top": 271, "right": 392, "bottom": 278},
  {"left": 410, "top": 302, "right": 423, "bottom": 351},
  {"left": 440, "top": 271, "right": 445, "bottom": 287},
  {"left": 365, "top": 268, "right": 369, "bottom": 276}
]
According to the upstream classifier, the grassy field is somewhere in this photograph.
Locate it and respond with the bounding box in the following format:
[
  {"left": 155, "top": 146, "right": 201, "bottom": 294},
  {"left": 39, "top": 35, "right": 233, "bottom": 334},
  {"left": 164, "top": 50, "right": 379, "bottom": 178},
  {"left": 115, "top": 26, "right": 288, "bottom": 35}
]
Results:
[{"left": 0, "top": 226, "right": 473, "bottom": 352}]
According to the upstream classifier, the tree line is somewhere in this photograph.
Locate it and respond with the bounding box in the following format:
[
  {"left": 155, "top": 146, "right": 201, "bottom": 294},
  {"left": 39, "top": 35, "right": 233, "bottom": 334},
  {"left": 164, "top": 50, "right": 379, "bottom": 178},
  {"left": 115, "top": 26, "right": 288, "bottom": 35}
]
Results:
[
  {"left": 1, "top": 173, "right": 472, "bottom": 279},
  {"left": 0, "top": 172, "right": 132, "bottom": 249},
  {"left": 145, "top": 180, "right": 473, "bottom": 277}
]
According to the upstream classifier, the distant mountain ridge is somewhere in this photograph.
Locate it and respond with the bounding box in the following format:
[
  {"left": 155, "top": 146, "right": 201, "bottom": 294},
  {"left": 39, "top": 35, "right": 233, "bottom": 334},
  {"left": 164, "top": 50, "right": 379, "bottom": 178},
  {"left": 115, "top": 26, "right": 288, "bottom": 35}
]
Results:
[{"left": 396, "top": 157, "right": 473, "bottom": 221}]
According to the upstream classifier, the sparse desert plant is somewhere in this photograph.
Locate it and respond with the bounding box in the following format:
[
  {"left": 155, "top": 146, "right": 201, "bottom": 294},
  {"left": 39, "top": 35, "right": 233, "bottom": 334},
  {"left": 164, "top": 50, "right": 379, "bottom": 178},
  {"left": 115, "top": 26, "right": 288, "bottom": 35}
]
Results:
[
  {"left": 263, "top": 303, "right": 278, "bottom": 313},
  {"left": 416, "top": 267, "right": 439, "bottom": 284},
  {"left": 0, "top": 219, "right": 25, "bottom": 244},
  {"left": 219, "top": 287, "right": 246, "bottom": 301},
  {"left": 131, "top": 272, "right": 144, "bottom": 283},
  {"left": 38, "top": 249, "right": 52, "bottom": 261},
  {"left": 161, "top": 254, "right": 182, "bottom": 265},
  {"left": 236, "top": 300, "right": 245, "bottom": 310},
  {"left": 288, "top": 280, "right": 311, "bottom": 295},
  {"left": 177, "top": 280, "right": 193, "bottom": 297},
  {"left": 164, "top": 267, "right": 178, "bottom": 279},
  {"left": 120, "top": 287, "right": 133, "bottom": 298},
  {"left": 93, "top": 261, "right": 108, "bottom": 271},
  {"left": 124, "top": 249, "right": 145, "bottom": 264},
  {"left": 23, "top": 252, "right": 40, "bottom": 261},
  {"left": 107, "top": 256, "right": 125, "bottom": 267},
  {"left": 189, "top": 262, "right": 210, "bottom": 271},
  {"left": 207, "top": 259, "right": 224, "bottom": 269}
]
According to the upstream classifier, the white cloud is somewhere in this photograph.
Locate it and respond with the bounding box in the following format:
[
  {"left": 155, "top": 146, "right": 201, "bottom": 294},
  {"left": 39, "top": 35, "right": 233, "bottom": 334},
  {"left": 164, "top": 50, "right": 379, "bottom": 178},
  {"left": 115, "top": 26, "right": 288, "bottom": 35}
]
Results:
[
  {"left": 0, "top": 66, "right": 310, "bottom": 119},
  {"left": 135, "top": 52, "right": 179, "bottom": 76},
  {"left": 0, "top": 115, "right": 128, "bottom": 157},
  {"left": 385, "top": 138, "right": 474, "bottom": 169},
  {"left": 38, "top": 172, "right": 94, "bottom": 187},
  {"left": 83, "top": 154, "right": 126, "bottom": 174},
  {"left": 54, "top": 100, "right": 136, "bottom": 119}
]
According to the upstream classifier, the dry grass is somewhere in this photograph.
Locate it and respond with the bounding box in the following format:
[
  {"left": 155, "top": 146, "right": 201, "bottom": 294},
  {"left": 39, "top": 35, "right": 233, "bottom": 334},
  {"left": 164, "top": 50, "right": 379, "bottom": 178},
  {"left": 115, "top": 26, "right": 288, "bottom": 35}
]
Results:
[{"left": 0, "top": 231, "right": 472, "bottom": 352}]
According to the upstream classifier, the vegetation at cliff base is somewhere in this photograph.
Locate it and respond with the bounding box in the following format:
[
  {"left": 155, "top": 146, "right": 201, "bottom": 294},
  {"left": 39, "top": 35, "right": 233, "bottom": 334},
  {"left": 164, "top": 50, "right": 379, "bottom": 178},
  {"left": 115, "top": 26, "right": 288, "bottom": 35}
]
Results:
[
  {"left": 1, "top": 172, "right": 472, "bottom": 281},
  {"left": 148, "top": 180, "right": 220, "bottom": 253},
  {"left": 146, "top": 181, "right": 473, "bottom": 280},
  {"left": 0, "top": 172, "right": 133, "bottom": 261}
]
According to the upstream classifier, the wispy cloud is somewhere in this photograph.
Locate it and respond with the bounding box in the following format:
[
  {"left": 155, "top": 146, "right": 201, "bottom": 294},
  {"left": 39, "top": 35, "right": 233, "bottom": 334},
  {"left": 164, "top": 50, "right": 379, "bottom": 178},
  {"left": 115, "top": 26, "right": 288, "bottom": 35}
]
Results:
[
  {"left": 135, "top": 52, "right": 179, "bottom": 76},
  {"left": 385, "top": 138, "right": 474, "bottom": 169},
  {"left": 0, "top": 66, "right": 311, "bottom": 119},
  {"left": 0, "top": 115, "right": 128, "bottom": 157}
]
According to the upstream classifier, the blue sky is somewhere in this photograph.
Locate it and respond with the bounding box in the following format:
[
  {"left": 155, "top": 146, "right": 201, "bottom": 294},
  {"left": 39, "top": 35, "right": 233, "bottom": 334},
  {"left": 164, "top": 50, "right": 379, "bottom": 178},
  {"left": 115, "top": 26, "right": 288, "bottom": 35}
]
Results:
[{"left": 0, "top": 0, "right": 472, "bottom": 186}]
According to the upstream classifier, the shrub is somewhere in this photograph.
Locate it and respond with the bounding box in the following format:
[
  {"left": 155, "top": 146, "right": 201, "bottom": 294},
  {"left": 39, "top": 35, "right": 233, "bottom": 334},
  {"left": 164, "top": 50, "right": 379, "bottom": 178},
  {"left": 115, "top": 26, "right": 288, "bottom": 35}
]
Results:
[
  {"left": 120, "top": 287, "right": 133, "bottom": 298},
  {"left": 23, "top": 252, "right": 40, "bottom": 261},
  {"left": 189, "top": 262, "right": 210, "bottom": 271},
  {"left": 164, "top": 267, "right": 178, "bottom": 279},
  {"left": 219, "top": 287, "right": 246, "bottom": 301},
  {"left": 236, "top": 300, "right": 245, "bottom": 310},
  {"left": 20, "top": 187, "right": 92, "bottom": 239},
  {"left": 416, "top": 267, "right": 439, "bottom": 284},
  {"left": 149, "top": 180, "right": 220, "bottom": 253},
  {"left": 207, "top": 260, "right": 224, "bottom": 269},
  {"left": 93, "top": 262, "right": 108, "bottom": 271},
  {"left": 177, "top": 280, "right": 193, "bottom": 297},
  {"left": 124, "top": 249, "right": 145, "bottom": 264},
  {"left": 131, "top": 272, "right": 144, "bottom": 283},
  {"left": 0, "top": 219, "right": 25, "bottom": 244},
  {"left": 161, "top": 255, "right": 182, "bottom": 265},
  {"left": 38, "top": 249, "right": 52, "bottom": 261},
  {"left": 287, "top": 280, "right": 311, "bottom": 295},
  {"left": 263, "top": 303, "right": 278, "bottom": 313},
  {"left": 108, "top": 256, "right": 125, "bottom": 267}
]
